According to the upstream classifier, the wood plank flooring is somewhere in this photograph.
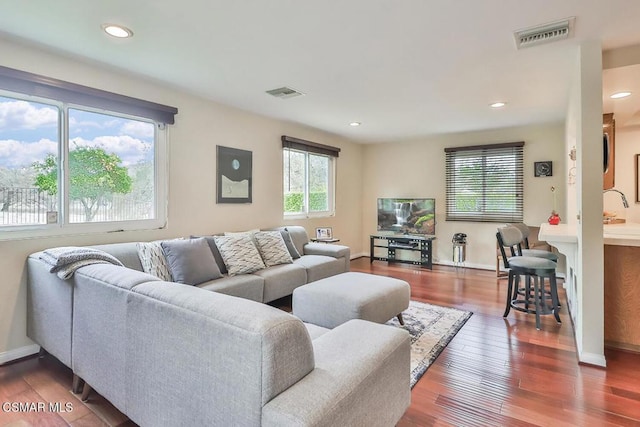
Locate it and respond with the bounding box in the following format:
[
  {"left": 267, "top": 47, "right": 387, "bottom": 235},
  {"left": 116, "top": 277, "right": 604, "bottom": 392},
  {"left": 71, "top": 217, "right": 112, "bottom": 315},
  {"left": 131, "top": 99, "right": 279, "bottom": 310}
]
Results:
[
  {"left": 350, "top": 258, "right": 640, "bottom": 427},
  {"left": 1, "top": 258, "right": 639, "bottom": 426}
]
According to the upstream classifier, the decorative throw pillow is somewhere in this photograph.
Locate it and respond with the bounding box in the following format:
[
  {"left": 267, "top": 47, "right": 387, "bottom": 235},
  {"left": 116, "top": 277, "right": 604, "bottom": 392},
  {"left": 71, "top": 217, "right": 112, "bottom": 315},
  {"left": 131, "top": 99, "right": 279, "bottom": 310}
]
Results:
[
  {"left": 213, "top": 234, "right": 266, "bottom": 276},
  {"left": 254, "top": 231, "right": 294, "bottom": 267},
  {"left": 224, "top": 229, "right": 259, "bottom": 237},
  {"left": 161, "top": 238, "right": 222, "bottom": 285},
  {"left": 280, "top": 230, "right": 301, "bottom": 259},
  {"left": 191, "top": 235, "right": 228, "bottom": 275},
  {"left": 136, "top": 240, "right": 174, "bottom": 281}
]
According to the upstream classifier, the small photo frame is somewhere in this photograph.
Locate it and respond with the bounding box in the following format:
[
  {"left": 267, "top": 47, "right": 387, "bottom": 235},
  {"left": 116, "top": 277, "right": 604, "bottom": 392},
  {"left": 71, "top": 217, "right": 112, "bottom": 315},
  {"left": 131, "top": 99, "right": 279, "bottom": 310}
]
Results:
[{"left": 315, "top": 227, "right": 333, "bottom": 240}]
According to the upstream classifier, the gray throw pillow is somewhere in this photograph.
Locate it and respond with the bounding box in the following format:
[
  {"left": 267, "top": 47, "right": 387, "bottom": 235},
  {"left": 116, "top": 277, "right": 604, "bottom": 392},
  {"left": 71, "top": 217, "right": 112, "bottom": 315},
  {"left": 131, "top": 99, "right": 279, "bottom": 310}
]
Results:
[
  {"left": 161, "top": 238, "right": 222, "bottom": 285},
  {"left": 281, "top": 229, "right": 301, "bottom": 259},
  {"left": 191, "top": 235, "right": 228, "bottom": 275}
]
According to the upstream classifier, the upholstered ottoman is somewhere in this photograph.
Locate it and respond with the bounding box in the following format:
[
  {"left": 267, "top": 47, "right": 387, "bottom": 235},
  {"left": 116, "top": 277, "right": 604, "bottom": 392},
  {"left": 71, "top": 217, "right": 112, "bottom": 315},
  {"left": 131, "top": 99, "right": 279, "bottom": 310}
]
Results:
[{"left": 292, "top": 272, "right": 411, "bottom": 329}]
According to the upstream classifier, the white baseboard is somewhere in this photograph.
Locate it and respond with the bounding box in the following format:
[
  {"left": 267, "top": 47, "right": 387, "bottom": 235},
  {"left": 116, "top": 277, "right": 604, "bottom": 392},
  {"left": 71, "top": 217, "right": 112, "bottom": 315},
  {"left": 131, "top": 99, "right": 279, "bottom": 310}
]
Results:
[
  {"left": 578, "top": 351, "right": 607, "bottom": 367},
  {"left": 0, "top": 344, "right": 40, "bottom": 365}
]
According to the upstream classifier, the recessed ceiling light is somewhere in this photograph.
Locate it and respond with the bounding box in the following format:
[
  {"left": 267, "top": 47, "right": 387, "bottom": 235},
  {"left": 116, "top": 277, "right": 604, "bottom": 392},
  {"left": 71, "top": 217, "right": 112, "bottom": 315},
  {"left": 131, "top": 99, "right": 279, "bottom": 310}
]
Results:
[
  {"left": 610, "top": 91, "right": 631, "bottom": 99},
  {"left": 490, "top": 102, "right": 506, "bottom": 108},
  {"left": 102, "top": 24, "right": 133, "bottom": 38},
  {"left": 349, "top": 122, "right": 361, "bottom": 127}
]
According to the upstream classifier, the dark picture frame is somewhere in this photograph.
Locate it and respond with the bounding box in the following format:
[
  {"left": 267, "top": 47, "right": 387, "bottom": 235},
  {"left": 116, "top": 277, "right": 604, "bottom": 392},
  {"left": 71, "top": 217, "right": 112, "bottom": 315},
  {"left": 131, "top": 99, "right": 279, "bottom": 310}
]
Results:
[
  {"left": 534, "top": 161, "right": 553, "bottom": 177},
  {"left": 216, "top": 145, "right": 252, "bottom": 203}
]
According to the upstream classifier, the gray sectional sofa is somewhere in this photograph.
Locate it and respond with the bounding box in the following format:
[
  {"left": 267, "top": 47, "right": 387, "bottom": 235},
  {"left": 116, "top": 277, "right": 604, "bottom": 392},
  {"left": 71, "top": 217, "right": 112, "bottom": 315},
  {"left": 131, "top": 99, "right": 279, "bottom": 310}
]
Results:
[{"left": 27, "top": 226, "right": 411, "bottom": 426}]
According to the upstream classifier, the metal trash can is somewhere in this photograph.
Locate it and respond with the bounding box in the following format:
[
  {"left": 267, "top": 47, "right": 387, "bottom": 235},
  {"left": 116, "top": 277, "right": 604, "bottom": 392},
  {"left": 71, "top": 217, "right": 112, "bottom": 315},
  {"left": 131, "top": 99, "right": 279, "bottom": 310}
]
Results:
[{"left": 452, "top": 233, "right": 467, "bottom": 265}]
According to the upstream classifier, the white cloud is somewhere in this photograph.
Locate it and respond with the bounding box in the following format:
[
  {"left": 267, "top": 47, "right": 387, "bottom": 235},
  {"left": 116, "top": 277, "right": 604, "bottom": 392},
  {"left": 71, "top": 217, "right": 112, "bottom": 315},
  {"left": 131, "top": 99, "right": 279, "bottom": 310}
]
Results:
[
  {"left": 121, "top": 121, "right": 154, "bottom": 139},
  {"left": 0, "top": 138, "right": 57, "bottom": 168},
  {"left": 0, "top": 100, "right": 58, "bottom": 130}
]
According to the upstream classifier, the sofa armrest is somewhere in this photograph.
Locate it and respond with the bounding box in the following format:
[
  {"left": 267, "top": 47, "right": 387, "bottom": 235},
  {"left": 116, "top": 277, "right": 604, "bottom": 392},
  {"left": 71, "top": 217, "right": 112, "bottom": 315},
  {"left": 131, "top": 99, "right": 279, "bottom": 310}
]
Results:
[
  {"left": 303, "top": 242, "right": 350, "bottom": 259},
  {"left": 262, "top": 319, "right": 410, "bottom": 427}
]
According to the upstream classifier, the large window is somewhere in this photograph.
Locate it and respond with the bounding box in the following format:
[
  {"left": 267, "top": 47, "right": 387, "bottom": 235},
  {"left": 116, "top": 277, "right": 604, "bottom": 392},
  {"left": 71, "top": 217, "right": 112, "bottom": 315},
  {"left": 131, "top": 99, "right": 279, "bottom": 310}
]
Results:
[
  {"left": 0, "top": 66, "right": 177, "bottom": 238},
  {"left": 282, "top": 136, "right": 339, "bottom": 218},
  {"left": 445, "top": 142, "right": 524, "bottom": 222}
]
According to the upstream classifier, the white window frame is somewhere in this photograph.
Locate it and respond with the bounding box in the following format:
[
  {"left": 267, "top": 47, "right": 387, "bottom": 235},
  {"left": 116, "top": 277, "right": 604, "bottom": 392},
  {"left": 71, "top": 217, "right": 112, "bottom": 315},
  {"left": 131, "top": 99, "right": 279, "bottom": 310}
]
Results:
[
  {"left": 0, "top": 90, "right": 169, "bottom": 240},
  {"left": 283, "top": 147, "right": 336, "bottom": 219}
]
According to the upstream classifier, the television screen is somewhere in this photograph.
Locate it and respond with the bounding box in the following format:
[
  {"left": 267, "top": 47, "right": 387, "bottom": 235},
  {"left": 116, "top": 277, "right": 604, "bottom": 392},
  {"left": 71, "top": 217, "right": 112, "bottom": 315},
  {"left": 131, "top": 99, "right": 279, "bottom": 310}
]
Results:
[{"left": 377, "top": 198, "right": 435, "bottom": 235}]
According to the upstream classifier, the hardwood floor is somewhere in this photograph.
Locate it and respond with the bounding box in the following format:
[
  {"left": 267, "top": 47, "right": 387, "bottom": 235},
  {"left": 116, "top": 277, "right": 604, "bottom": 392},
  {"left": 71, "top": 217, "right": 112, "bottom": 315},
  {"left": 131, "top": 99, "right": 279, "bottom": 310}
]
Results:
[
  {"left": 1, "top": 258, "right": 639, "bottom": 426},
  {"left": 350, "top": 258, "right": 640, "bottom": 427}
]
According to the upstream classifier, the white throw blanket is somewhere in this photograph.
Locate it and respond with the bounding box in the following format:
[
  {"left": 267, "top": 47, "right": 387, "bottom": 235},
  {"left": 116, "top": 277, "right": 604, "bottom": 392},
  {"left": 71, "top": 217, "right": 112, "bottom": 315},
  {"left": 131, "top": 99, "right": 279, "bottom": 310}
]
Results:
[{"left": 39, "top": 246, "right": 124, "bottom": 280}]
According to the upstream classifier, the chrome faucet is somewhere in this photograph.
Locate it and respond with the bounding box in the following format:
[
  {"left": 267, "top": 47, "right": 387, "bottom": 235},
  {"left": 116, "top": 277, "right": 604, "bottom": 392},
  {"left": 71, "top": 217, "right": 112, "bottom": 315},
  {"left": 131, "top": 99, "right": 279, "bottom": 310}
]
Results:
[{"left": 603, "top": 188, "right": 629, "bottom": 208}]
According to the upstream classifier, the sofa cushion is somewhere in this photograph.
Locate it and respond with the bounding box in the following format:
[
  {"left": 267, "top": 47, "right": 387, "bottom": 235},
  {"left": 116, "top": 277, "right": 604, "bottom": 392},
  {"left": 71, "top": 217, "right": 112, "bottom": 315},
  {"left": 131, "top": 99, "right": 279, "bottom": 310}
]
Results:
[
  {"left": 253, "top": 263, "right": 307, "bottom": 303},
  {"left": 198, "top": 274, "right": 264, "bottom": 302},
  {"left": 254, "top": 231, "right": 293, "bottom": 267},
  {"left": 280, "top": 230, "right": 301, "bottom": 259},
  {"left": 136, "top": 240, "right": 174, "bottom": 281},
  {"left": 284, "top": 226, "right": 310, "bottom": 256},
  {"left": 161, "top": 238, "right": 222, "bottom": 285},
  {"left": 294, "top": 255, "right": 345, "bottom": 283},
  {"left": 214, "top": 234, "right": 266, "bottom": 276}
]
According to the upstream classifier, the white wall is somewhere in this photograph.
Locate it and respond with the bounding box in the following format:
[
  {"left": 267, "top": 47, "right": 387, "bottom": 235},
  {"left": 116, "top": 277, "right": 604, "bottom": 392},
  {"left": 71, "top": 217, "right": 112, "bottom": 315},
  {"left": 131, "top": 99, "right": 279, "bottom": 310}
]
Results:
[
  {"left": 604, "top": 126, "right": 640, "bottom": 221},
  {"left": 568, "top": 41, "right": 605, "bottom": 366},
  {"left": 0, "top": 37, "right": 364, "bottom": 360},
  {"left": 361, "top": 123, "right": 566, "bottom": 270}
]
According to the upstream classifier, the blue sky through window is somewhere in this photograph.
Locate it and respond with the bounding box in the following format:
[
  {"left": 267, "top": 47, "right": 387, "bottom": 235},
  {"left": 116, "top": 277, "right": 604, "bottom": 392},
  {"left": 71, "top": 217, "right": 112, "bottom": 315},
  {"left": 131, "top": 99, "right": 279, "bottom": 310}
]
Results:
[{"left": 0, "top": 96, "right": 154, "bottom": 169}]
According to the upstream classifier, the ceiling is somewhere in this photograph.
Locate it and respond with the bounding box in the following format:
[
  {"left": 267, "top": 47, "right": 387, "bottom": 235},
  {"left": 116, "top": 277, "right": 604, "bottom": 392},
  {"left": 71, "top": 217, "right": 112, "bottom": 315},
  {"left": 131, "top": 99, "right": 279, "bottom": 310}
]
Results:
[{"left": 1, "top": 0, "right": 640, "bottom": 143}]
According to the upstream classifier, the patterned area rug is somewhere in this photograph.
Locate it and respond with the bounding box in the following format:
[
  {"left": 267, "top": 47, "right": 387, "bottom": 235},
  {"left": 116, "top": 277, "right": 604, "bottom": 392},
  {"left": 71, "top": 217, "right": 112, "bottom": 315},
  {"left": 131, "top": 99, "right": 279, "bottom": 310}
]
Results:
[{"left": 386, "top": 300, "right": 472, "bottom": 389}]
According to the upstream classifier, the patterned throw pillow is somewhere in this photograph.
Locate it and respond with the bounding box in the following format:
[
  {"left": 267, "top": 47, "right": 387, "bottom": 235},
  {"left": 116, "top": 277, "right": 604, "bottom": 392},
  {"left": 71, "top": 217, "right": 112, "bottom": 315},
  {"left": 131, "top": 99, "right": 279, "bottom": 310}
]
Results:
[
  {"left": 136, "top": 240, "right": 174, "bottom": 281},
  {"left": 214, "top": 234, "right": 266, "bottom": 276},
  {"left": 254, "top": 231, "right": 294, "bottom": 267}
]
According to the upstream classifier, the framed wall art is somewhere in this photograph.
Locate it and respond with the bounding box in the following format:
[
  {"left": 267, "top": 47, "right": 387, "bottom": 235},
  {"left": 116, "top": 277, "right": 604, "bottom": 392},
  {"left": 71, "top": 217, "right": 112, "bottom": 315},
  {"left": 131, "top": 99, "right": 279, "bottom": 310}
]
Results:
[
  {"left": 534, "top": 161, "right": 553, "bottom": 177},
  {"left": 216, "top": 145, "right": 252, "bottom": 203}
]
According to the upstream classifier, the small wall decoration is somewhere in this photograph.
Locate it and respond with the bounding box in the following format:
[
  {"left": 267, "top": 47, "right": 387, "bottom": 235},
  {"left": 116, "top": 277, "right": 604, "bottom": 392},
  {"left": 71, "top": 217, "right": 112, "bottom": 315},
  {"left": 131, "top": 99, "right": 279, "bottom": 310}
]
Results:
[
  {"left": 315, "top": 227, "right": 333, "bottom": 240},
  {"left": 217, "top": 145, "right": 252, "bottom": 203},
  {"left": 534, "top": 161, "right": 553, "bottom": 177}
]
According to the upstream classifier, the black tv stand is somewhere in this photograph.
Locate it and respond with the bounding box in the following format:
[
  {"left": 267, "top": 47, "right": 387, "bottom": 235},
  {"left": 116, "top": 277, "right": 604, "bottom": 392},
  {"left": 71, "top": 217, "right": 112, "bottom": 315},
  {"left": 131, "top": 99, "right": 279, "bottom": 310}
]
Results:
[{"left": 370, "top": 234, "right": 435, "bottom": 269}]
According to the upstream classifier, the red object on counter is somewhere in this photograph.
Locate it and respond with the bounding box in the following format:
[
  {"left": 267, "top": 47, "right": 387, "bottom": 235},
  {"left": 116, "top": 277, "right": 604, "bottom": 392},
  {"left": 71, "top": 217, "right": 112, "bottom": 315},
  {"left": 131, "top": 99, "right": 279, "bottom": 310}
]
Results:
[{"left": 548, "top": 212, "right": 561, "bottom": 225}]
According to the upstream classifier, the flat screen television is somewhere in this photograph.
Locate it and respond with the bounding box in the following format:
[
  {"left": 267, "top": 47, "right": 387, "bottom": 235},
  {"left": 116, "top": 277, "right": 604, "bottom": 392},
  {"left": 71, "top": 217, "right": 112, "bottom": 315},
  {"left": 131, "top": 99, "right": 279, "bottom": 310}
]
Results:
[{"left": 377, "top": 198, "right": 435, "bottom": 235}]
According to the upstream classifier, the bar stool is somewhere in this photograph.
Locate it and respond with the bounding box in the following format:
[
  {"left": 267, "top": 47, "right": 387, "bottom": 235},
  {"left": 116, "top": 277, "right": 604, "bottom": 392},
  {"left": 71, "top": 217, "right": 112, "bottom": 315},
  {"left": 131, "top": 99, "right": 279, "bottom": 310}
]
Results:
[
  {"left": 497, "top": 226, "right": 561, "bottom": 330},
  {"left": 507, "top": 222, "right": 558, "bottom": 263},
  {"left": 504, "top": 223, "right": 559, "bottom": 306}
]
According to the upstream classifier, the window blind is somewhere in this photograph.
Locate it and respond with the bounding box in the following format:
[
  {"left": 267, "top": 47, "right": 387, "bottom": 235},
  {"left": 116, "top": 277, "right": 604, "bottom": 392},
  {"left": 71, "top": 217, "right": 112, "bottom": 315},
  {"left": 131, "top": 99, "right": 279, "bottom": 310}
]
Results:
[
  {"left": 281, "top": 135, "right": 340, "bottom": 157},
  {"left": 0, "top": 65, "right": 178, "bottom": 124},
  {"left": 445, "top": 142, "right": 524, "bottom": 222}
]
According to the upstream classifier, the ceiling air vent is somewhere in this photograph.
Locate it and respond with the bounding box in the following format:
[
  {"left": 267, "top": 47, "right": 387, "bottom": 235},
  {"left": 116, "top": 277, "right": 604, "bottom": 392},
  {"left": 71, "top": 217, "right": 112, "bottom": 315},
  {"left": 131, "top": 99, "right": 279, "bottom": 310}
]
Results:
[
  {"left": 513, "top": 17, "right": 575, "bottom": 50},
  {"left": 266, "top": 86, "right": 305, "bottom": 99}
]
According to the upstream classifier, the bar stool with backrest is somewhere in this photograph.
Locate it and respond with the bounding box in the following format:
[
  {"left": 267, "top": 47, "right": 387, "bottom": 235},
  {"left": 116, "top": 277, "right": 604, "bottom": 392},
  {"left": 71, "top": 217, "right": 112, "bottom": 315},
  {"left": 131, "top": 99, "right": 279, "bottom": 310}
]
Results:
[
  {"left": 506, "top": 222, "right": 559, "bottom": 263},
  {"left": 506, "top": 222, "right": 559, "bottom": 305},
  {"left": 497, "top": 225, "right": 561, "bottom": 330}
]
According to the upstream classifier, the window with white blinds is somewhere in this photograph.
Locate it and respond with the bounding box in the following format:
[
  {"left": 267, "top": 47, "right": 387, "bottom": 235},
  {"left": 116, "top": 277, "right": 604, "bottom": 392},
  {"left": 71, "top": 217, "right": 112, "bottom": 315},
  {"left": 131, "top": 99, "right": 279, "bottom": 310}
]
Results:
[{"left": 445, "top": 142, "right": 524, "bottom": 222}]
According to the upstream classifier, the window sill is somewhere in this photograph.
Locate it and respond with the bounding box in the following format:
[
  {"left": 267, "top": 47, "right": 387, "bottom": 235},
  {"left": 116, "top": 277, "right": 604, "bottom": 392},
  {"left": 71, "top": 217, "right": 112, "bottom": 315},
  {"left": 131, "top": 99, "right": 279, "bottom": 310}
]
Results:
[
  {"left": 0, "top": 219, "right": 166, "bottom": 242},
  {"left": 284, "top": 212, "right": 335, "bottom": 220}
]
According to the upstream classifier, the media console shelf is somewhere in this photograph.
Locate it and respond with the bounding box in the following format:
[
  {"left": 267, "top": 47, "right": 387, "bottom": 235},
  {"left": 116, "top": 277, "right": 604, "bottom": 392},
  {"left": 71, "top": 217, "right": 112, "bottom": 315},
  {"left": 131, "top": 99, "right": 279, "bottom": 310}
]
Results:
[{"left": 370, "top": 234, "right": 435, "bottom": 270}]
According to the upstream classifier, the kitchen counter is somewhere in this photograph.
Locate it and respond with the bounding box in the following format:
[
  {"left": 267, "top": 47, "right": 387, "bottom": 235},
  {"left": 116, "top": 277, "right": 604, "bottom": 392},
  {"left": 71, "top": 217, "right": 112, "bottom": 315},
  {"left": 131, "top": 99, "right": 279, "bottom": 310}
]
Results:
[
  {"left": 603, "top": 222, "right": 640, "bottom": 246},
  {"left": 539, "top": 222, "right": 640, "bottom": 353},
  {"left": 538, "top": 221, "right": 640, "bottom": 246}
]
